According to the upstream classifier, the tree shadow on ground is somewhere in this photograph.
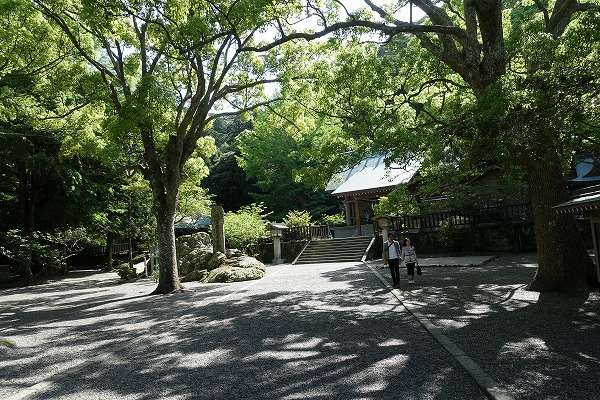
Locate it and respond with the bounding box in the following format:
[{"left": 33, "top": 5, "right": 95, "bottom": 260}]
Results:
[
  {"left": 2, "top": 263, "right": 485, "bottom": 400},
  {"left": 384, "top": 254, "right": 600, "bottom": 400}
]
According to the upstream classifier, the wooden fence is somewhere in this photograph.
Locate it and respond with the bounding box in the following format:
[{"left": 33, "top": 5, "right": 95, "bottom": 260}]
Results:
[
  {"left": 389, "top": 203, "right": 530, "bottom": 232},
  {"left": 282, "top": 225, "right": 332, "bottom": 241},
  {"left": 90, "top": 242, "right": 131, "bottom": 257}
]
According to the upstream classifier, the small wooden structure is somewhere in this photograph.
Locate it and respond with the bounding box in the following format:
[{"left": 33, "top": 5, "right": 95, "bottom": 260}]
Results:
[{"left": 555, "top": 184, "right": 600, "bottom": 282}]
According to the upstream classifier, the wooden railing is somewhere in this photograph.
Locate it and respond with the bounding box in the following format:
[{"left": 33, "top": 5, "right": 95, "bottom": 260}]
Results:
[
  {"left": 90, "top": 242, "right": 131, "bottom": 256},
  {"left": 389, "top": 203, "right": 530, "bottom": 232},
  {"left": 282, "top": 225, "right": 332, "bottom": 241}
]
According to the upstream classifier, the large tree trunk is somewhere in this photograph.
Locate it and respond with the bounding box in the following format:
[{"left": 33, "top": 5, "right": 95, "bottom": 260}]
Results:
[
  {"left": 525, "top": 155, "right": 596, "bottom": 292},
  {"left": 151, "top": 199, "right": 183, "bottom": 294}
]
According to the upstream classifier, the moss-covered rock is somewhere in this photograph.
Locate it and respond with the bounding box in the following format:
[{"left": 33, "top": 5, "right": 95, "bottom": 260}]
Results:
[
  {"left": 175, "top": 233, "right": 265, "bottom": 284},
  {"left": 181, "top": 268, "right": 208, "bottom": 283},
  {"left": 178, "top": 245, "right": 213, "bottom": 276},
  {"left": 207, "top": 251, "right": 227, "bottom": 271},
  {"left": 176, "top": 232, "right": 212, "bottom": 259},
  {"left": 205, "top": 255, "right": 266, "bottom": 283},
  {"left": 221, "top": 255, "right": 266, "bottom": 270},
  {"left": 204, "top": 265, "right": 265, "bottom": 283}
]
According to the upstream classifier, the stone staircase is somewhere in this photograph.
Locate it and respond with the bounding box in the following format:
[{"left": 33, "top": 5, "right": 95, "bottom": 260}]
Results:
[{"left": 294, "top": 236, "right": 373, "bottom": 265}]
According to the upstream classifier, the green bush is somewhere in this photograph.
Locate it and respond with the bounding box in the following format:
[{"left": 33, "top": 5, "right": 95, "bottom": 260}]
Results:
[
  {"left": 320, "top": 213, "right": 345, "bottom": 226},
  {"left": 283, "top": 210, "right": 312, "bottom": 227},
  {"left": 224, "top": 203, "right": 269, "bottom": 249},
  {"left": 116, "top": 262, "right": 137, "bottom": 280}
]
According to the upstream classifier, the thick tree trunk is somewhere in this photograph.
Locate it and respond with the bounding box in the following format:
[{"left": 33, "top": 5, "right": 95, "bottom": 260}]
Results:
[
  {"left": 151, "top": 205, "right": 183, "bottom": 294},
  {"left": 526, "top": 156, "right": 596, "bottom": 292}
]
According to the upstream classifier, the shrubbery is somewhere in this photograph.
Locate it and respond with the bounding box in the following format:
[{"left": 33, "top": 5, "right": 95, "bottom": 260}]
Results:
[
  {"left": 320, "top": 213, "right": 345, "bottom": 226},
  {"left": 283, "top": 210, "right": 312, "bottom": 227},
  {"left": 116, "top": 263, "right": 138, "bottom": 280},
  {"left": 0, "top": 228, "right": 91, "bottom": 280},
  {"left": 224, "top": 203, "right": 269, "bottom": 249}
]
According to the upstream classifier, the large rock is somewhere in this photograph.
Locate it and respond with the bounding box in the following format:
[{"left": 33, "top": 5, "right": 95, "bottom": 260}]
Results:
[
  {"left": 178, "top": 245, "right": 213, "bottom": 276},
  {"left": 207, "top": 251, "right": 227, "bottom": 271},
  {"left": 175, "top": 233, "right": 265, "bottom": 284},
  {"left": 205, "top": 255, "right": 266, "bottom": 283},
  {"left": 226, "top": 248, "right": 243, "bottom": 258},
  {"left": 181, "top": 268, "right": 208, "bottom": 283},
  {"left": 176, "top": 233, "right": 213, "bottom": 275},
  {"left": 176, "top": 232, "right": 212, "bottom": 258},
  {"left": 221, "top": 255, "right": 266, "bottom": 270}
]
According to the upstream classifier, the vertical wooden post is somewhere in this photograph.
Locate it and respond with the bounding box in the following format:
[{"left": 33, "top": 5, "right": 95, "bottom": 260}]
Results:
[
  {"left": 355, "top": 199, "right": 362, "bottom": 236},
  {"left": 344, "top": 198, "right": 352, "bottom": 226}
]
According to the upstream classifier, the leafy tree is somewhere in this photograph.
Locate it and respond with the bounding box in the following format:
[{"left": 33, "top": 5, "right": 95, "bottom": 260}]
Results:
[
  {"left": 237, "top": 103, "right": 339, "bottom": 220},
  {"left": 257, "top": 1, "right": 600, "bottom": 292},
  {"left": 203, "top": 116, "right": 256, "bottom": 211},
  {"left": 33, "top": 0, "right": 368, "bottom": 293},
  {"left": 0, "top": 228, "right": 92, "bottom": 279},
  {"left": 374, "top": 187, "right": 420, "bottom": 217}
]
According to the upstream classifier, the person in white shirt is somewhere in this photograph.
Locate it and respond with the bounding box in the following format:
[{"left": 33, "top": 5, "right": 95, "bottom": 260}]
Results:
[
  {"left": 383, "top": 233, "right": 401, "bottom": 287},
  {"left": 401, "top": 238, "right": 420, "bottom": 284}
]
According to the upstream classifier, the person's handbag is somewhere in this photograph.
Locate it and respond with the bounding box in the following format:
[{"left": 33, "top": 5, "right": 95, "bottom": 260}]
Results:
[{"left": 416, "top": 261, "right": 422, "bottom": 275}]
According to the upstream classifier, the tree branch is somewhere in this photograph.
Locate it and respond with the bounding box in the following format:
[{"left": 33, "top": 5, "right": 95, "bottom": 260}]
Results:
[
  {"left": 206, "top": 98, "right": 282, "bottom": 122},
  {"left": 242, "top": 19, "right": 465, "bottom": 53}
]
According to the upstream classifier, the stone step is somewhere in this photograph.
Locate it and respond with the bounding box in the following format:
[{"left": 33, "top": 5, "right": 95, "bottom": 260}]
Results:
[
  {"left": 311, "top": 238, "right": 372, "bottom": 244},
  {"left": 304, "top": 246, "right": 366, "bottom": 255},
  {"left": 296, "top": 256, "right": 363, "bottom": 264},
  {"left": 305, "top": 242, "right": 371, "bottom": 250},
  {"left": 297, "top": 254, "right": 363, "bottom": 261},
  {"left": 299, "top": 254, "right": 364, "bottom": 261},
  {"left": 293, "top": 236, "right": 373, "bottom": 265},
  {"left": 301, "top": 247, "right": 368, "bottom": 254}
]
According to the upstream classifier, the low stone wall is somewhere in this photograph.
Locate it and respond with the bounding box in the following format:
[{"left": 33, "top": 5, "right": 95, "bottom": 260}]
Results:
[
  {"left": 249, "top": 239, "right": 309, "bottom": 264},
  {"left": 331, "top": 224, "right": 374, "bottom": 238}
]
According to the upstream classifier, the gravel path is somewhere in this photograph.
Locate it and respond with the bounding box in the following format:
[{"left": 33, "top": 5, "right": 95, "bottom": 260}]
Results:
[
  {"left": 370, "top": 254, "right": 600, "bottom": 400},
  {"left": 1, "top": 263, "right": 484, "bottom": 400}
]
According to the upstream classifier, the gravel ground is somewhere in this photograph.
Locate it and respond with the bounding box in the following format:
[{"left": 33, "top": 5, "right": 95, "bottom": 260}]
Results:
[
  {"left": 1, "top": 263, "right": 484, "bottom": 400},
  {"left": 371, "top": 254, "right": 600, "bottom": 400}
]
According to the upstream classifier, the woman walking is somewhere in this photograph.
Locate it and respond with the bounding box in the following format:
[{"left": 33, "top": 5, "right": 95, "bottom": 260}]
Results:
[
  {"left": 383, "top": 233, "right": 401, "bottom": 288},
  {"left": 401, "top": 238, "right": 419, "bottom": 284}
]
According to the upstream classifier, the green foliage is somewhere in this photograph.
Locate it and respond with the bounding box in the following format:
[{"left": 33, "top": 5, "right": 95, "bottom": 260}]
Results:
[
  {"left": 283, "top": 210, "right": 312, "bottom": 227},
  {"left": 224, "top": 204, "right": 269, "bottom": 249},
  {"left": 236, "top": 103, "right": 338, "bottom": 219},
  {"left": 374, "top": 187, "right": 420, "bottom": 217},
  {"left": 319, "top": 213, "right": 345, "bottom": 226},
  {"left": 0, "top": 228, "right": 91, "bottom": 279},
  {"left": 203, "top": 116, "right": 256, "bottom": 211},
  {"left": 438, "top": 220, "right": 462, "bottom": 249},
  {"left": 116, "top": 263, "right": 137, "bottom": 280}
]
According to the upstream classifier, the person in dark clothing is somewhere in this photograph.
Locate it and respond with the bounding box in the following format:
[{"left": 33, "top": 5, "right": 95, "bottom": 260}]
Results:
[{"left": 383, "top": 233, "right": 401, "bottom": 288}]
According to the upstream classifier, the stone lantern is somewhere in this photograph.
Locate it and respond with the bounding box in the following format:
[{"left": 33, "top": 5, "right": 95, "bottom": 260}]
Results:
[{"left": 268, "top": 222, "right": 287, "bottom": 265}]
